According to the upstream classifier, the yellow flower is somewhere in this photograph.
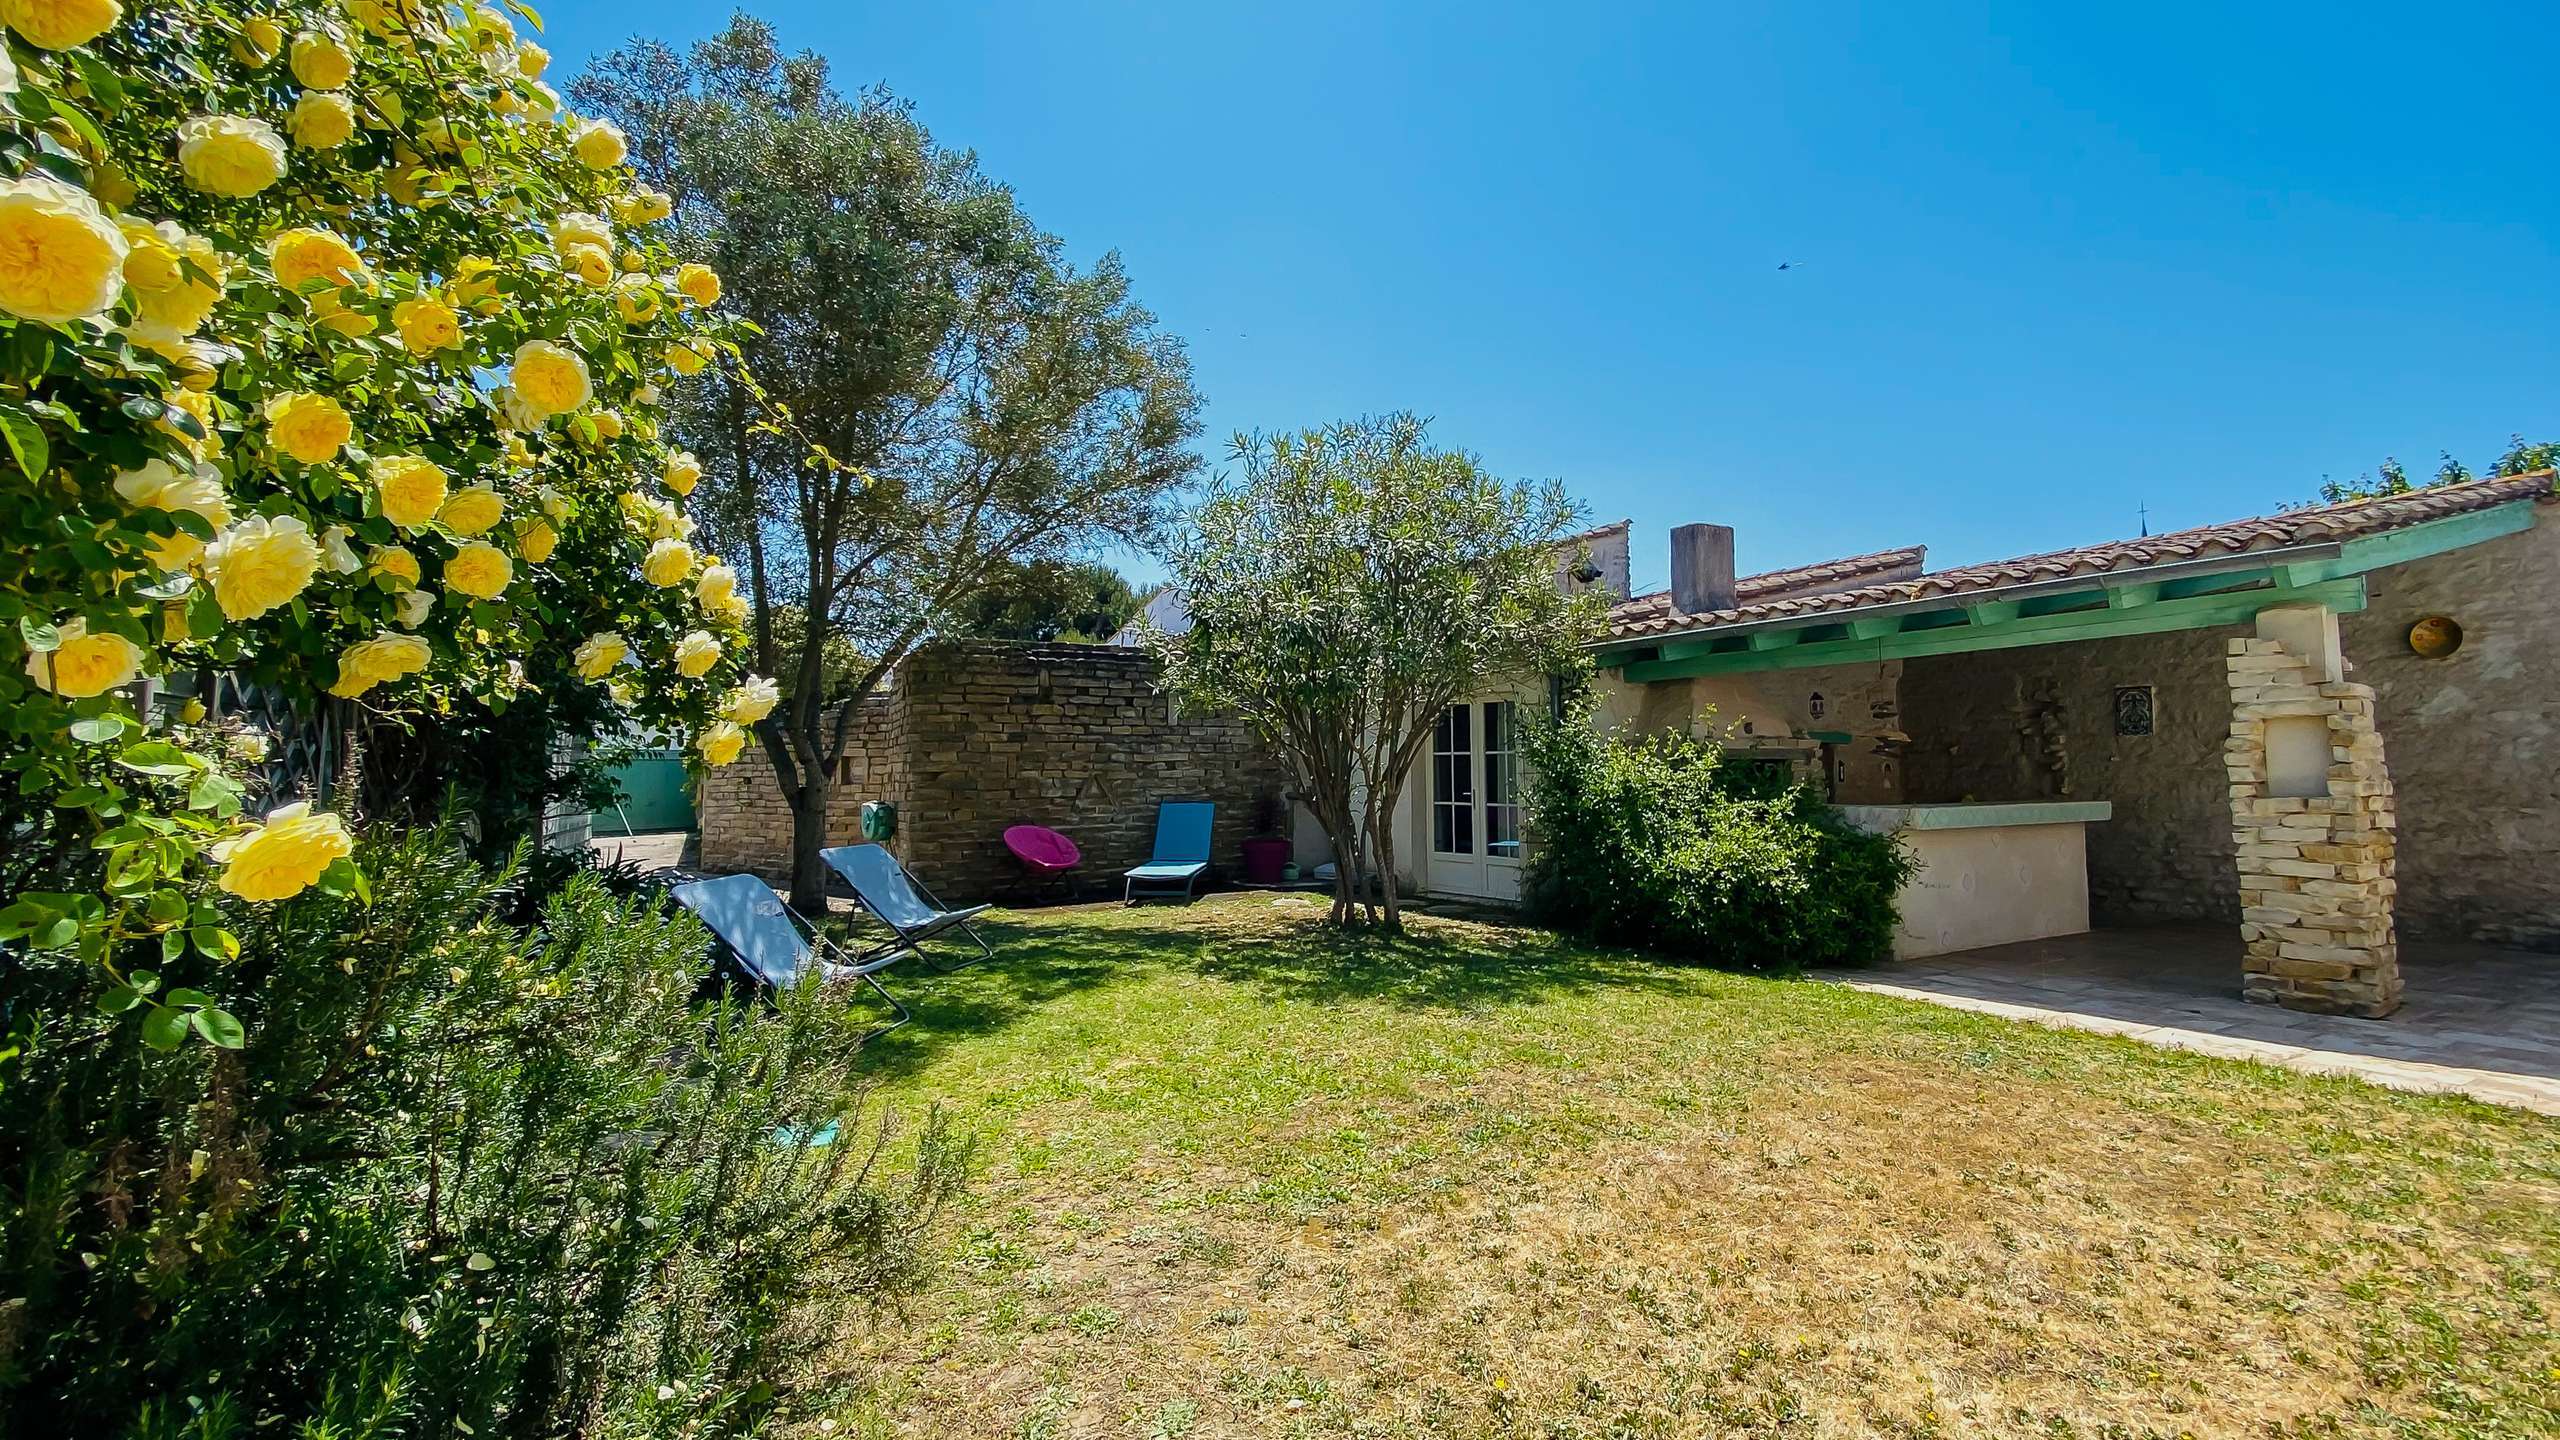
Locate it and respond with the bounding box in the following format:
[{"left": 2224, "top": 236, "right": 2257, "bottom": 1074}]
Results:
[
  {"left": 161, "top": 387, "right": 221, "bottom": 455},
  {"left": 0, "top": 0, "right": 121, "bottom": 51},
  {"left": 550, "top": 211, "right": 612, "bottom": 255},
  {"left": 214, "top": 802, "right": 355, "bottom": 902},
  {"left": 392, "top": 588, "right": 432, "bottom": 627},
  {"left": 570, "top": 118, "right": 627, "bottom": 169},
  {"left": 24, "top": 616, "right": 142, "bottom": 697},
  {"left": 265, "top": 391, "right": 352, "bottom": 465},
  {"left": 124, "top": 222, "right": 224, "bottom": 336},
  {"left": 720, "top": 676, "right": 779, "bottom": 725},
  {"left": 118, "top": 219, "right": 184, "bottom": 292},
  {"left": 238, "top": 16, "right": 282, "bottom": 65},
  {"left": 674, "top": 262, "right": 721, "bottom": 308},
  {"left": 177, "top": 114, "right": 288, "bottom": 197},
  {"left": 443, "top": 540, "right": 512, "bottom": 599},
  {"left": 391, "top": 295, "right": 459, "bottom": 354},
  {"left": 346, "top": 0, "right": 421, "bottom": 34},
  {"left": 202, "top": 514, "right": 322, "bottom": 620},
  {"left": 571, "top": 631, "right": 626, "bottom": 680},
  {"left": 287, "top": 90, "right": 357, "bottom": 149},
  {"left": 308, "top": 290, "right": 377, "bottom": 337},
  {"left": 696, "top": 721, "right": 745, "bottom": 767},
  {"left": 588, "top": 410, "right": 623, "bottom": 441},
  {"left": 642, "top": 537, "right": 694, "bottom": 588},
  {"left": 516, "top": 517, "right": 556, "bottom": 563},
  {"left": 368, "top": 544, "right": 420, "bottom": 589},
  {"left": 370, "top": 454, "right": 447, "bottom": 529},
  {"left": 509, "top": 339, "right": 590, "bottom": 418},
  {"left": 560, "top": 243, "right": 610, "bottom": 287},
  {"left": 0, "top": 174, "right": 128, "bottom": 324},
  {"left": 450, "top": 254, "right": 501, "bottom": 312},
  {"left": 268, "top": 226, "right": 366, "bottom": 291},
  {"left": 328, "top": 631, "right": 430, "bottom": 698},
  {"left": 663, "top": 340, "right": 708, "bottom": 377},
  {"left": 610, "top": 186, "right": 673, "bottom": 225},
  {"left": 672, "top": 629, "right": 721, "bottom": 678},
  {"left": 664, "top": 450, "right": 702, "bottom": 495},
  {"left": 696, "top": 562, "right": 737, "bottom": 609},
  {"left": 288, "top": 30, "right": 353, "bottom": 89},
  {"left": 437, "top": 484, "right": 504, "bottom": 536},
  {"left": 706, "top": 589, "right": 750, "bottom": 625},
  {"left": 613, "top": 276, "right": 661, "bottom": 324},
  {"left": 114, "top": 457, "right": 231, "bottom": 568},
  {"left": 517, "top": 40, "right": 547, "bottom": 77}
]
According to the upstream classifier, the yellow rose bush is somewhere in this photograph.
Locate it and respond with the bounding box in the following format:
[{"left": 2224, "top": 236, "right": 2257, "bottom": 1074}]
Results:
[{"left": 0, "top": 0, "right": 745, "bottom": 1054}]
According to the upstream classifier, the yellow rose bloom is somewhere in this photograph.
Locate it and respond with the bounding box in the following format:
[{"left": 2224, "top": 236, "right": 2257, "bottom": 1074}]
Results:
[
  {"left": 127, "top": 224, "right": 224, "bottom": 336},
  {"left": 562, "top": 243, "right": 611, "bottom": 287},
  {"left": 391, "top": 295, "right": 459, "bottom": 354},
  {"left": 0, "top": 0, "right": 121, "bottom": 51},
  {"left": 239, "top": 16, "right": 282, "bottom": 65},
  {"left": 663, "top": 340, "right": 708, "bottom": 377},
  {"left": 664, "top": 450, "right": 702, "bottom": 495},
  {"left": 696, "top": 721, "right": 745, "bottom": 767},
  {"left": 509, "top": 339, "right": 590, "bottom": 418},
  {"left": 443, "top": 540, "right": 512, "bottom": 599},
  {"left": 202, "top": 513, "right": 322, "bottom": 620},
  {"left": 177, "top": 114, "right": 288, "bottom": 197},
  {"left": 327, "top": 630, "right": 430, "bottom": 698},
  {"left": 720, "top": 675, "right": 780, "bottom": 725},
  {"left": 613, "top": 277, "right": 661, "bottom": 324},
  {"left": 265, "top": 391, "right": 352, "bottom": 465},
  {"left": 23, "top": 615, "right": 143, "bottom": 697},
  {"left": 518, "top": 40, "right": 548, "bottom": 77},
  {"left": 550, "top": 211, "right": 612, "bottom": 255},
  {"left": 451, "top": 254, "right": 501, "bottom": 312},
  {"left": 268, "top": 226, "right": 366, "bottom": 291},
  {"left": 516, "top": 517, "right": 556, "bottom": 563},
  {"left": 307, "top": 290, "right": 378, "bottom": 337},
  {"left": 674, "top": 262, "right": 721, "bottom": 308},
  {"left": 288, "top": 30, "right": 353, "bottom": 89},
  {"left": 642, "top": 537, "right": 694, "bottom": 588},
  {"left": 161, "top": 387, "right": 221, "bottom": 455},
  {"left": 118, "top": 218, "right": 184, "bottom": 292},
  {"left": 0, "top": 174, "right": 128, "bottom": 324},
  {"left": 368, "top": 544, "right": 420, "bottom": 589},
  {"left": 588, "top": 410, "right": 623, "bottom": 441},
  {"left": 113, "top": 457, "right": 231, "bottom": 568},
  {"left": 570, "top": 118, "right": 626, "bottom": 169},
  {"left": 707, "top": 589, "right": 750, "bottom": 625},
  {"left": 214, "top": 802, "right": 355, "bottom": 902},
  {"left": 370, "top": 454, "right": 446, "bottom": 529},
  {"left": 696, "top": 562, "right": 737, "bottom": 609},
  {"left": 571, "top": 631, "right": 626, "bottom": 681},
  {"left": 437, "top": 484, "right": 503, "bottom": 536},
  {"left": 672, "top": 629, "right": 721, "bottom": 678},
  {"left": 287, "top": 90, "right": 357, "bottom": 149}
]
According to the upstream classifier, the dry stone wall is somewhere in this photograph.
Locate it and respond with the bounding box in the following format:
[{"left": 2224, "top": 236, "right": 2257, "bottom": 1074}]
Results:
[{"left": 697, "top": 641, "right": 1278, "bottom": 905}]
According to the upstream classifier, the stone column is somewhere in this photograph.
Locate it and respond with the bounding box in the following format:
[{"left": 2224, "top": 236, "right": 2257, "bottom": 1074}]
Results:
[{"left": 2222, "top": 611, "right": 2401, "bottom": 1017}]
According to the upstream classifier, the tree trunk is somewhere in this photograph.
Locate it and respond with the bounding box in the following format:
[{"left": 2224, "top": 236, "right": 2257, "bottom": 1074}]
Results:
[
  {"left": 1373, "top": 806, "right": 1402, "bottom": 931},
  {"left": 786, "top": 778, "right": 831, "bottom": 914}
]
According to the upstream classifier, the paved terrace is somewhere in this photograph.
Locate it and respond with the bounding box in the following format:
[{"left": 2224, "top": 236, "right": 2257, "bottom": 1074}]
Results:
[{"left": 1825, "top": 925, "right": 2560, "bottom": 1115}]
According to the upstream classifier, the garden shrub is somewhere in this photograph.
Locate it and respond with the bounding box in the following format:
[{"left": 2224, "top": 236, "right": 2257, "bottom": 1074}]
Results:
[
  {"left": 1521, "top": 703, "right": 1914, "bottom": 969},
  {"left": 0, "top": 825, "right": 967, "bottom": 1435}
]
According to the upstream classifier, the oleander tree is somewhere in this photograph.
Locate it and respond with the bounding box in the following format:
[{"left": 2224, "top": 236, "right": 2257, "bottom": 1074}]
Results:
[
  {"left": 1149, "top": 415, "right": 1603, "bottom": 929},
  {"left": 0, "top": 0, "right": 784, "bottom": 1055}
]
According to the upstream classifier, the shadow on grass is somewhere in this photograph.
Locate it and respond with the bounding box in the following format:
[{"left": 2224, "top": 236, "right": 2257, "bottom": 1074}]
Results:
[{"left": 846, "top": 897, "right": 1699, "bottom": 1083}]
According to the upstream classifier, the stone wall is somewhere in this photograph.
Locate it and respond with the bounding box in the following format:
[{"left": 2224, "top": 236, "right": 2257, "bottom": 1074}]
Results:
[{"left": 696, "top": 640, "right": 1279, "bottom": 905}]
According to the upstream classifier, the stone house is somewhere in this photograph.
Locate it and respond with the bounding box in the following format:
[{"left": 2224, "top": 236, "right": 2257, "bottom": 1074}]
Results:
[{"left": 1535, "top": 469, "right": 2560, "bottom": 1017}]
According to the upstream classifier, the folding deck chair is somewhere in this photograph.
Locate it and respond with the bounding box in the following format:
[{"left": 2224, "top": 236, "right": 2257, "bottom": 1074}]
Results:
[
  {"left": 668, "top": 872, "right": 910, "bottom": 1041},
  {"left": 1124, "top": 801, "right": 1214, "bottom": 904},
  {"left": 820, "top": 843, "right": 995, "bottom": 969}
]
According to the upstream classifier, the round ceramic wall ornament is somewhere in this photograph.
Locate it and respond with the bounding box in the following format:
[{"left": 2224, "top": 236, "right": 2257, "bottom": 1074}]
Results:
[{"left": 2407, "top": 615, "right": 2463, "bottom": 658}]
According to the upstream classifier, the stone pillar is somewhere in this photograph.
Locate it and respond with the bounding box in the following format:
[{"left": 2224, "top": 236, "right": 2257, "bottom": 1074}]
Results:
[{"left": 2223, "top": 617, "right": 2401, "bottom": 1017}]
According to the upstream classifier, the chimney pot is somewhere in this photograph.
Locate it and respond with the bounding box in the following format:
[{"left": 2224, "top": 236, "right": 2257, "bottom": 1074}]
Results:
[{"left": 1670, "top": 523, "right": 1737, "bottom": 614}]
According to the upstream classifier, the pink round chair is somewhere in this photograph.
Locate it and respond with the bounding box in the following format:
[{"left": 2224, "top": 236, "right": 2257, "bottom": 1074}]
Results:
[{"left": 1002, "top": 824, "right": 1082, "bottom": 874}]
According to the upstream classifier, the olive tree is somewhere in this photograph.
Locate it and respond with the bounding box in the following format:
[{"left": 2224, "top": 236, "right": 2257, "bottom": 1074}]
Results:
[{"left": 1150, "top": 416, "right": 1603, "bottom": 928}]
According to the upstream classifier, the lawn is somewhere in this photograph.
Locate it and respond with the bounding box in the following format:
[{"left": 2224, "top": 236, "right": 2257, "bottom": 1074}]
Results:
[{"left": 826, "top": 895, "right": 2559, "bottom": 1439}]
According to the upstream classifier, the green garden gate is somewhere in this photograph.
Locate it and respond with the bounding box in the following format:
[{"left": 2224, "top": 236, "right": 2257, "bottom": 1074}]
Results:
[{"left": 592, "top": 746, "right": 694, "bottom": 835}]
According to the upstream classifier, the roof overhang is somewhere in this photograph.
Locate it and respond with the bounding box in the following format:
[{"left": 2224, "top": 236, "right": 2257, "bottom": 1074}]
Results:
[{"left": 1595, "top": 498, "right": 2535, "bottom": 682}]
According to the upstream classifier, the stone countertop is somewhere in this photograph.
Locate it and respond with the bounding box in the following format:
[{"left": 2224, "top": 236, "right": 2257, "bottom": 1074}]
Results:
[{"left": 1837, "top": 801, "right": 2114, "bottom": 835}]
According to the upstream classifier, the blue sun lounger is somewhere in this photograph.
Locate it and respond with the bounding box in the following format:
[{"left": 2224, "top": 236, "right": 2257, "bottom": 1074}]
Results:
[
  {"left": 820, "top": 843, "right": 995, "bottom": 969},
  {"left": 1124, "top": 801, "right": 1214, "bottom": 904},
  {"left": 668, "top": 872, "right": 909, "bottom": 1041}
]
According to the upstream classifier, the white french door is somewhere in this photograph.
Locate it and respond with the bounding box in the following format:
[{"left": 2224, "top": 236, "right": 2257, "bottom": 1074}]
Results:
[{"left": 1425, "top": 699, "right": 1524, "bottom": 901}]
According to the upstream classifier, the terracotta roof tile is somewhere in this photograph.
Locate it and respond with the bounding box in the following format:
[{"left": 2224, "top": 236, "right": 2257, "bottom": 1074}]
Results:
[
  {"left": 1602, "top": 471, "right": 2557, "bottom": 642},
  {"left": 1607, "top": 546, "right": 1928, "bottom": 630}
]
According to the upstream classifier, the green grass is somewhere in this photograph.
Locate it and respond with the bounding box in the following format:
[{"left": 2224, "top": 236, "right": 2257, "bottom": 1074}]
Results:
[{"left": 822, "top": 895, "right": 2560, "bottom": 1438}]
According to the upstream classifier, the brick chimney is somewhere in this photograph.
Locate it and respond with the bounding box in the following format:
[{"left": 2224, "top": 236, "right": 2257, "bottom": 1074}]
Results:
[{"left": 1669, "top": 523, "right": 1737, "bottom": 614}]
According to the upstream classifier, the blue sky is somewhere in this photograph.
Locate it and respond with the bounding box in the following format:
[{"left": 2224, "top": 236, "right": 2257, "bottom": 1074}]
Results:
[{"left": 541, "top": 1, "right": 2557, "bottom": 591}]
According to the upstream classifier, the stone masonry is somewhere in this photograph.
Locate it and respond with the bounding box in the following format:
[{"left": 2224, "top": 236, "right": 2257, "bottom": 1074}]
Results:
[
  {"left": 2224, "top": 632, "right": 2401, "bottom": 1016},
  {"left": 698, "top": 640, "right": 1278, "bottom": 905}
]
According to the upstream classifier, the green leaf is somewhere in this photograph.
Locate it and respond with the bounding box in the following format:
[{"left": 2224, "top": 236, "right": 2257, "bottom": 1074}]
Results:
[
  {"left": 0, "top": 406, "right": 46, "bottom": 481},
  {"left": 128, "top": 969, "right": 159, "bottom": 995},
  {"left": 69, "top": 714, "right": 125, "bottom": 744},
  {"left": 115, "top": 741, "right": 196, "bottom": 777},
  {"left": 96, "top": 984, "right": 140, "bottom": 1015},
  {"left": 192, "top": 926, "right": 240, "bottom": 961},
  {"left": 32, "top": 916, "right": 77, "bottom": 950},
  {"left": 19, "top": 615, "right": 59, "bottom": 652},
  {"left": 139, "top": 1006, "right": 187, "bottom": 1051},
  {"left": 317, "top": 856, "right": 371, "bottom": 906},
  {"left": 164, "top": 987, "right": 209, "bottom": 1009},
  {"left": 191, "top": 1008, "right": 246, "bottom": 1049}
]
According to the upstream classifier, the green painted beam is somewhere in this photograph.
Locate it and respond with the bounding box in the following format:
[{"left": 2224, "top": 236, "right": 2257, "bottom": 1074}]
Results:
[
  {"left": 2108, "top": 582, "right": 2162, "bottom": 609},
  {"left": 2333, "top": 499, "right": 2536, "bottom": 573},
  {"left": 1746, "top": 630, "right": 1799, "bottom": 651},
  {"left": 1847, "top": 616, "right": 1900, "bottom": 639},
  {"left": 1964, "top": 598, "right": 2022, "bottom": 624},
  {"left": 1618, "top": 577, "right": 2369, "bottom": 682}
]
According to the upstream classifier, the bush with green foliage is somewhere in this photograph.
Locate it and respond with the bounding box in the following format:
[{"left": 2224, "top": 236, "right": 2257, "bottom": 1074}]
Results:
[
  {"left": 0, "top": 827, "right": 966, "bottom": 1436},
  {"left": 1521, "top": 704, "right": 1914, "bottom": 969}
]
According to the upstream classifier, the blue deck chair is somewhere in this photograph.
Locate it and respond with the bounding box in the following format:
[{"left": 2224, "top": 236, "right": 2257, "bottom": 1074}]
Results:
[
  {"left": 1125, "top": 801, "right": 1215, "bottom": 903},
  {"left": 668, "top": 872, "right": 909, "bottom": 1040},
  {"left": 820, "top": 844, "right": 995, "bottom": 969}
]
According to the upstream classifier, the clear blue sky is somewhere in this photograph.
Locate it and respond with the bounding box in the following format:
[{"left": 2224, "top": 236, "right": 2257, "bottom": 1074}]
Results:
[{"left": 541, "top": 0, "right": 2557, "bottom": 592}]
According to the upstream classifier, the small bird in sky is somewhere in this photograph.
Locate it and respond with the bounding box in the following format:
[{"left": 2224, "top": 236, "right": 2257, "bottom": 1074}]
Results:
[{"left": 1777, "top": 260, "right": 1805, "bottom": 271}]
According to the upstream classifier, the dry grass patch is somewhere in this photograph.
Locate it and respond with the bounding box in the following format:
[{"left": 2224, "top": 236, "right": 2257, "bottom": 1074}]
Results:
[{"left": 820, "top": 897, "right": 2559, "bottom": 1439}]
